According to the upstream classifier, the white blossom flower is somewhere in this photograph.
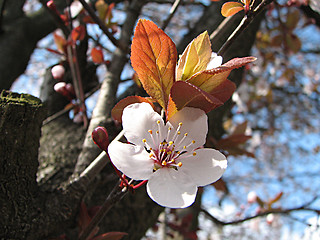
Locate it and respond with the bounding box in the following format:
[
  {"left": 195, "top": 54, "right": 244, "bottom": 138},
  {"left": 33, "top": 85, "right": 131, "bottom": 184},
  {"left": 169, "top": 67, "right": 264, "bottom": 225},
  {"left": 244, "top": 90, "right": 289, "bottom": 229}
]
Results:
[
  {"left": 108, "top": 102, "right": 227, "bottom": 208},
  {"left": 206, "top": 52, "right": 223, "bottom": 70}
]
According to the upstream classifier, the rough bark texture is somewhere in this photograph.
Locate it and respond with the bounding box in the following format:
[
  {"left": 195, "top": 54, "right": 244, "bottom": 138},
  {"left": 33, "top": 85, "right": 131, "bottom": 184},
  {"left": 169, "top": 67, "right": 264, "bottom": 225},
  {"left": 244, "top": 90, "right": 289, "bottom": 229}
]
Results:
[{"left": 0, "top": 90, "right": 45, "bottom": 238}]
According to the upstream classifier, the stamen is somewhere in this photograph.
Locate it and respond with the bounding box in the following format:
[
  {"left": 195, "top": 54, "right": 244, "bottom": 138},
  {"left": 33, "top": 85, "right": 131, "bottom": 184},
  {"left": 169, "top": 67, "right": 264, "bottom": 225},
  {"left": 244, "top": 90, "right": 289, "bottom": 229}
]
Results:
[
  {"left": 193, "top": 152, "right": 197, "bottom": 156},
  {"left": 162, "top": 160, "right": 167, "bottom": 166},
  {"left": 148, "top": 130, "right": 153, "bottom": 134},
  {"left": 177, "top": 162, "right": 182, "bottom": 167},
  {"left": 142, "top": 139, "right": 146, "bottom": 143}
]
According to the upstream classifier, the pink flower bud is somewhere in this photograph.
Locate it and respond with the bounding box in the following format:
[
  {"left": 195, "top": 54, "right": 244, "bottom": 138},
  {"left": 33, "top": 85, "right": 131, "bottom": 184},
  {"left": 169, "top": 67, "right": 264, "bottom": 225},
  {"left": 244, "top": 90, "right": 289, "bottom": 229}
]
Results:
[
  {"left": 65, "top": 83, "right": 75, "bottom": 97},
  {"left": 73, "top": 112, "right": 83, "bottom": 124},
  {"left": 92, "top": 126, "right": 109, "bottom": 151},
  {"left": 47, "top": 0, "right": 57, "bottom": 11},
  {"left": 247, "top": 191, "right": 257, "bottom": 204},
  {"left": 266, "top": 213, "right": 274, "bottom": 225},
  {"left": 51, "top": 65, "right": 65, "bottom": 80},
  {"left": 54, "top": 82, "right": 67, "bottom": 95}
]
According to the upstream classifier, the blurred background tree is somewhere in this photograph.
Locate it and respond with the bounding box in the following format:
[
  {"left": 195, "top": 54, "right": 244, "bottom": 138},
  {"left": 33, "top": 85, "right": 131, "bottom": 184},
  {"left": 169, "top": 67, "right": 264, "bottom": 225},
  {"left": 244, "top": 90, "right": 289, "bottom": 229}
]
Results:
[{"left": 0, "top": 0, "right": 319, "bottom": 239}]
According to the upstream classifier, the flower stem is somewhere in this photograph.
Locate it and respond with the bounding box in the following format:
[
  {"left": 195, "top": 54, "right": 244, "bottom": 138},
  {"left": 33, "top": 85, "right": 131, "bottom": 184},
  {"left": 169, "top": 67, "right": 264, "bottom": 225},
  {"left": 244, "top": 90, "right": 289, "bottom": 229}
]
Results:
[{"left": 132, "top": 180, "right": 148, "bottom": 189}]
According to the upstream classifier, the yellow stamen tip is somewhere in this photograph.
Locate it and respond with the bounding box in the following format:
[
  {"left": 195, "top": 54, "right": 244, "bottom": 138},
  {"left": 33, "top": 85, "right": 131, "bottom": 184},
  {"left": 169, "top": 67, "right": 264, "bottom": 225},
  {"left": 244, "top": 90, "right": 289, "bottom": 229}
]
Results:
[
  {"left": 184, "top": 133, "right": 188, "bottom": 136},
  {"left": 156, "top": 130, "right": 159, "bottom": 134},
  {"left": 162, "top": 160, "right": 167, "bottom": 166},
  {"left": 193, "top": 152, "right": 197, "bottom": 156},
  {"left": 148, "top": 130, "right": 153, "bottom": 134},
  {"left": 169, "top": 141, "right": 174, "bottom": 145},
  {"left": 149, "top": 153, "right": 154, "bottom": 158},
  {"left": 178, "top": 162, "right": 182, "bottom": 167},
  {"left": 177, "top": 131, "right": 181, "bottom": 135},
  {"left": 157, "top": 120, "right": 160, "bottom": 124},
  {"left": 142, "top": 139, "right": 146, "bottom": 143},
  {"left": 192, "top": 140, "right": 195, "bottom": 144},
  {"left": 183, "top": 146, "right": 186, "bottom": 149},
  {"left": 179, "top": 122, "right": 183, "bottom": 126}
]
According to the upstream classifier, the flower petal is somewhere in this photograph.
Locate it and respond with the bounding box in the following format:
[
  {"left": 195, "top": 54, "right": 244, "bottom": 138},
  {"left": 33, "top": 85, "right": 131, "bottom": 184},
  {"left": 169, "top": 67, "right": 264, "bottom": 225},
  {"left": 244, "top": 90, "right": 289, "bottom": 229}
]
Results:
[
  {"left": 122, "top": 102, "right": 165, "bottom": 149},
  {"left": 108, "top": 140, "right": 154, "bottom": 180},
  {"left": 206, "top": 52, "right": 223, "bottom": 70},
  {"left": 147, "top": 168, "right": 197, "bottom": 208},
  {"left": 168, "top": 107, "right": 208, "bottom": 150},
  {"left": 179, "top": 148, "right": 227, "bottom": 186}
]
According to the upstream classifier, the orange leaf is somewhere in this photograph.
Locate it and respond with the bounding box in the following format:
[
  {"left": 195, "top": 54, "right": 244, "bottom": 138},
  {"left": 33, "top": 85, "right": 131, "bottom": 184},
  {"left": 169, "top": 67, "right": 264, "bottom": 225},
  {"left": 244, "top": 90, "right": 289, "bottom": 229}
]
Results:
[
  {"left": 71, "top": 25, "right": 86, "bottom": 42},
  {"left": 53, "top": 32, "right": 67, "bottom": 54},
  {"left": 91, "top": 47, "right": 104, "bottom": 64},
  {"left": 221, "top": 2, "right": 244, "bottom": 17},
  {"left": 131, "top": 19, "right": 177, "bottom": 110},
  {"left": 111, "top": 96, "right": 155, "bottom": 122}
]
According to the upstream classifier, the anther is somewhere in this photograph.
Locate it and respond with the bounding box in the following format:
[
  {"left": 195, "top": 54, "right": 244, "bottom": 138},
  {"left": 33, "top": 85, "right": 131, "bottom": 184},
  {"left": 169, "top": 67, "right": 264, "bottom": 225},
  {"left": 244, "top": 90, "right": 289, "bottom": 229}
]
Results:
[
  {"left": 177, "top": 162, "right": 182, "bottom": 167},
  {"left": 157, "top": 120, "right": 160, "bottom": 124},
  {"left": 193, "top": 152, "right": 197, "bottom": 156},
  {"left": 148, "top": 130, "right": 153, "bottom": 134},
  {"left": 162, "top": 160, "right": 167, "bottom": 166},
  {"left": 142, "top": 139, "right": 147, "bottom": 143}
]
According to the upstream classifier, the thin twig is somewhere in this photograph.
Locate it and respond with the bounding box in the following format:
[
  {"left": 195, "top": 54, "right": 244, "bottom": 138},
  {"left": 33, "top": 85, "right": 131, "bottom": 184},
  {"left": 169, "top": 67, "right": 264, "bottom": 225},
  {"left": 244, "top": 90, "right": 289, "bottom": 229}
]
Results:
[
  {"left": 42, "top": 83, "right": 101, "bottom": 125},
  {"left": 77, "top": 0, "right": 128, "bottom": 53},
  {"left": 79, "top": 130, "right": 124, "bottom": 183},
  {"left": 217, "top": 0, "right": 274, "bottom": 57},
  {"left": 78, "top": 180, "right": 128, "bottom": 240},
  {"left": 39, "top": 0, "right": 70, "bottom": 36},
  {"left": 201, "top": 201, "right": 320, "bottom": 226},
  {"left": 66, "top": 45, "right": 89, "bottom": 127},
  {"left": 161, "top": 0, "right": 182, "bottom": 30}
]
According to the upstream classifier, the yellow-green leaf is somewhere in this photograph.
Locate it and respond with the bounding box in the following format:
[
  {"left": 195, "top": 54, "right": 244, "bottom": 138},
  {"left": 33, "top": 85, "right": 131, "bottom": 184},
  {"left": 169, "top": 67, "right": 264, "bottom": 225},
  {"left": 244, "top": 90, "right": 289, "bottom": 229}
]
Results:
[
  {"left": 176, "top": 31, "right": 212, "bottom": 81},
  {"left": 221, "top": 2, "right": 244, "bottom": 17}
]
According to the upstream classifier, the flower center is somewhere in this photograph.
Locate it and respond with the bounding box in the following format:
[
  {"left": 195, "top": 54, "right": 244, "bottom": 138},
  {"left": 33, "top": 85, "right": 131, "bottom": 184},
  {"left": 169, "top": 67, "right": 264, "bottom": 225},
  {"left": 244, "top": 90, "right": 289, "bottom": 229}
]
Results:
[{"left": 142, "top": 120, "right": 197, "bottom": 171}]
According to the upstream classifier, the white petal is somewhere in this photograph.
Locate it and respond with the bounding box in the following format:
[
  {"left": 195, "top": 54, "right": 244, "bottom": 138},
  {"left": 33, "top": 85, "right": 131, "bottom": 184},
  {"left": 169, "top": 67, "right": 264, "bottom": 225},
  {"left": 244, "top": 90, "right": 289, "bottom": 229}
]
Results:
[
  {"left": 108, "top": 141, "right": 154, "bottom": 180},
  {"left": 122, "top": 103, "right": 165, "bottom": 149},
  {"left": 179, "top": 148, "right": 227, "bottom": 186},
  {"left": 147, "top": 168, "right": 197, "bottom": 208},
  {"left": 168, "top": 107, "right": 208, "bottom": 150},
  {"left": 206, "top": 52, "right": 223, "bottom": 70}
]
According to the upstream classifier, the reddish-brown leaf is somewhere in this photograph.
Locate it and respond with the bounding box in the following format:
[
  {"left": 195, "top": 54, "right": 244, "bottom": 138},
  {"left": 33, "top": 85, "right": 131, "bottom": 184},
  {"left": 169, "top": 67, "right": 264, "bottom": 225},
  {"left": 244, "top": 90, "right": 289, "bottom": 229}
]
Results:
[
  {"left": 221, "top": 2, "right": 244, "bottom": 17},
  {"left": 216, "top": 134, "right": 251, "bottom": 149},
  {"left": 91, "top": 232, "right": 128, "bottom": 240},
  {"left": 131, "top": 19, "right": 177, "bottom": 110},
  {"left": 91, "top": 47, "right": 104, "bottom": 64},
  {"left": 78, "top": 202, "right": 99, "bottom": 239},
  {"left": 111, "top": 96, "right": 155, "bottom": 122},
  {"left": 170, "top": 81, "right": 224, "bottom": 113},
  {"left": 212, "top": 178, "right": 228, "bottom": 193}
]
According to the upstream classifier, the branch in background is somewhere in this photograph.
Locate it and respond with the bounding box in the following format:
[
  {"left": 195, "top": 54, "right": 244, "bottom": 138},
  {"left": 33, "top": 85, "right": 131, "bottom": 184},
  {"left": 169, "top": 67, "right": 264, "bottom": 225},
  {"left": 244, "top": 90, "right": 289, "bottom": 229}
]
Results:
[
  {"left": 78, "top": 0, "right": 128, "bottom": 53},
  {"left": 0, "top": 0, "right": 7, "bottom": 33},
  {"left": 218, "top": 0, "right": 274, "bottom": 57},
  {"left": 161, "top": 0, "right": 182, "bottom": 30},
  {"left": 201, "top": 196, "right": 320, "bottom": 226},
  {"left": 73, "top": 0, "right": 147, "bottom": 175}
]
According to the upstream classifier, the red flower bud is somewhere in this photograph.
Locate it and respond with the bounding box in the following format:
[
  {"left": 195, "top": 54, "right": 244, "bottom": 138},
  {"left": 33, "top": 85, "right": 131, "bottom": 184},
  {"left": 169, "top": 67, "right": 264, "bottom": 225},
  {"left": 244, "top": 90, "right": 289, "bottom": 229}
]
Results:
[{"left": 92, "top": 127, "right": 109, "bottom": 151}]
